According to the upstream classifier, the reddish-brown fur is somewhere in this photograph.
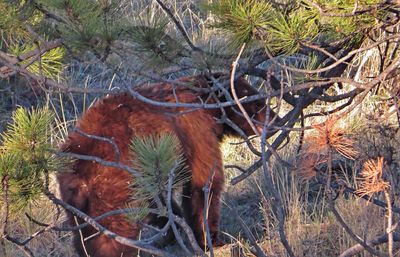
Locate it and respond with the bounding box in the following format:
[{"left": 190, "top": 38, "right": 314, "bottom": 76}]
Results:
[{"left": 58, "top": 75, "right": 268, "bottom": 257}]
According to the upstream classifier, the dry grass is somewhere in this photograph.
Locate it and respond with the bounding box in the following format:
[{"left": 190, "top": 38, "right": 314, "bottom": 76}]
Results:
[
  {"left": 2, "top": 113, "right": 399, "bottom": 256},
  {"left": 2, "top": 1, "right": 400, "bottom": 256},
  {"left": 1, "top": 196, "right": 75, "bottom": 257}
]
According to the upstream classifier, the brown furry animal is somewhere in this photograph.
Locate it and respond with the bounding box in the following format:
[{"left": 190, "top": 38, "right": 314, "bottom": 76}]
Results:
[{"left": 58, "top": 74, "right": 269, "bottom": 257}]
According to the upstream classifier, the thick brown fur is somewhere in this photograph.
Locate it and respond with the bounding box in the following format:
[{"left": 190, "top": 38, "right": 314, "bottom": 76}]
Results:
[{"left": 58, "top": 75, "right": 268, "bottom": 257}]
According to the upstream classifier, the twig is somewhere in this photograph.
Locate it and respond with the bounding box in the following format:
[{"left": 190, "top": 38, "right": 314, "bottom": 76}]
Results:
[
  {"left": 264, "top": 34, "right": 400, "bottom": 75},
  {"left": 2, "top": 236, "right": 35, "bottom": 257},
  {"left": 339, "top": 232, "right": 400, "bottom": 257},
  {"left": 46, "top": 192, "right": 174, "bottom": 257},
  {"left": 329, "top": 202, "right": 387, "bottom": 257},
  {"left": 384, "top": 192, "right": 394, "bottom": 257},
  {"left": 166, "top": 165, "right": 193, "bottom": 256},
  {"left": 0, "top": 175, "right": 10, "bottom": 237},
  {"left": 203, "top": 169, "right": 216, "bottom": 257},
  {"left": 74, "top": 128, "right": 121, "bottom": 162},
  {"left": 303, "top": 0, "right": 397, "bottom": 17},
  {"left": 260, "top": 111, "right": 295, "bottom": 257},
  {"left": 231, "top": 43, "right": 260, "bottom": 136},
  {"left": 173, "top": 216, "right": 207, "bottom": 257},
  {"left": 0, "top": 175, "right": 10, "bottom": 257},
  {"left": 154, "top": 0, "right": 201, "bottom": 52},
  {"left": 74, "top": 216, "right": 89, "bottom": 257},
  {"left": 318, "top": 178, "right": 400, "bottom": 214}
]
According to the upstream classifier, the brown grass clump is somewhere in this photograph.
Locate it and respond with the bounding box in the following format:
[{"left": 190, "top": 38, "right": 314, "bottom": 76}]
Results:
[{"left": 356, "top": 157, "right": 390, "bottom": 198}]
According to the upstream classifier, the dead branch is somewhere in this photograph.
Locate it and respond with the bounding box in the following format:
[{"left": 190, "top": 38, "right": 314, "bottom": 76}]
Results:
[
  {"left": 340, "top": 232, "right": 400, "bottom": 257},
  {"left": 329, "top": 201, "right": 387, "bottom": 257},
  {"left": 74, "top": 128, "right": 121, "bottom": 162},
  {"left": 203, "top": 168, "right": 216, "bottom": 257},
  {"left": 260, "top": 110, "right": 295, "bottom": 257},
  {"left": 46, "top": 191, "right": 175, "bottom": 257}
]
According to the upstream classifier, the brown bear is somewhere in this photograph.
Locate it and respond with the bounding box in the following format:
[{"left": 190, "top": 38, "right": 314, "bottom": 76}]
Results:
[{"left": 58, "top": 74, "right": 270, "bottom": 257}]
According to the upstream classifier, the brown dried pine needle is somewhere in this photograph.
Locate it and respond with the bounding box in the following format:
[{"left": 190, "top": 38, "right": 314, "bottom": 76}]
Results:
[
  {"left": 356, "top": 157, "right": 389, "bottom": 198},
  {"left": 306, "top": 116, "right": 358, "bottom": 160},
  {"left": 296, "top": 153, "right": 326, "bottom": 181}
]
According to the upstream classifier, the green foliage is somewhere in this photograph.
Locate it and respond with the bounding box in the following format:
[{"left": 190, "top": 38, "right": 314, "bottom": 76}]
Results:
[
  {"left": 0, "top": 107, "right": 65, "bottom": 214},
  {"left": 265, "top": 9, "right": 318, "bottom": 54},
  {"left": 9, "top": 43, "right": 65, "bottom": 79},
  {"left": 207, "top": 0, "right": 383, "bottom": 55},
  {"left": 309, "top": 0, "right": 381, "bottom": 40},
  {"left": 129, "top": 17, "right": 169, "bottom": 53},
  {"left": 0, "top": 1, "right": 41, "bottom": 46},
  {"left": 36, "top": 0, "right": 128, "bottom": 53},
  {"left": 206, "top": 0, "right": 272, "bottom": 46},
  {"left": 127, "top": 133, "right": 188, "bottom": 221},
  {"left": 126, "top": 13, "right": 183, "bottom": 67}
]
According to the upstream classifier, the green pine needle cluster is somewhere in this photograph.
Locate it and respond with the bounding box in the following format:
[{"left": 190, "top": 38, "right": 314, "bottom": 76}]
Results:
[
  {"left": 315, "top": 0, "right": 380, "bottom": 40},
  {"left": 0, "top": 1, "right": 42, "bottom": 46},
  {"left": 206, "top": 0, "right": 272, "bottom": 47},
  {"left": 9, "top": 43, "right": 65, "bottom": 79},
  {"left": 128, "top": 133, "right": 188, "bottom": 221},
  {"left": 0, "top": 107, "right": 65, "bottom": 214},
  {"left": 207, "top": 0, "right": 383, "bottom": 55},
  {"left": 266, "top": 10, "right": 318, "bottom": 55},
  {"left": 36, "top": 0, "right": 127, "bottom": 53},
  {"left": 126, "top": 14, "right": 182, "bottom": 67}
]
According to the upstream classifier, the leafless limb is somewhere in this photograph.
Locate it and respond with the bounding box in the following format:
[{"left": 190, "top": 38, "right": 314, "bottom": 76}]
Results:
[
  {"left": 231, "top": 43, "right": 260, "bottom": 136},
  {"left": 46, "top": 191, "right": 175, "bottom": 257},
  {"left": 74, "top": 215, "right": 89, "bottom": 257},
  {"left": 202, "top": 168, "right": 216, "bottom": 257},
  {"left": 0, "top": 39, "right": 62, "bottom": 78},
  {"left": 0, "top": 175, "right": 10, "bottom": 257},
  {"left": 74, "top": 128, "right": 121, "bottom": 162},
  {"left": 55, "top": 151, "right": 143, "bottom": 179},
  {"left": 339, "top": 232, "right": 400, "bottom": 257},
  {"left": 264, "top": 34, "right": 400, "bottom": 75},
  {"left": 303, "top": 0, "right": 399, "bottom": 17},
  {"left": 165, "top": 165, "right": 195, "bottom": 256},
  {"left": 260, "top": 107, "right": 295, "bottom": 257},
  {"left": 329, "top": 201, "right": 387, "bottom": 257},
  {"left": 384, "top": 192, "right": 394, "bottom": 257},
  {"left": 154, "top": 0, "right": 201, "bottom": 53},
  {"left": 56, "top": 149, "right": 205, "bottom": 256},
  {"left": 317, "top": 177, "right": 400, "bottom": 215}
]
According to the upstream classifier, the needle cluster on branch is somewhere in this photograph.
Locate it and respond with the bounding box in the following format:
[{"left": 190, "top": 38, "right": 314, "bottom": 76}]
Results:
[{"left": 1, "top": 0, "right": 400, "bottom": 256}]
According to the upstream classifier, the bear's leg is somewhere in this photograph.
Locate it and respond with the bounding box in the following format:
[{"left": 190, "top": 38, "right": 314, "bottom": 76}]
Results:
[
  {"left": 182, "top": 174, "right": 224, "bottom": 248},
  {"left": 183, "top": 184, "right": 205, "bottom": 246},
  {"left": 206, "top": 178, "right": 224, "bottom": 246}
]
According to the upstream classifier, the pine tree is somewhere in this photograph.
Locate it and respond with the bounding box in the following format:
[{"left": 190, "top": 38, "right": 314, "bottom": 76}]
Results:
[
  {"left": 1, "top": 0, "right": 400, "bottom": 256},
  {"left": 0, "top": 107, "right": 67, "bottom": 214}
]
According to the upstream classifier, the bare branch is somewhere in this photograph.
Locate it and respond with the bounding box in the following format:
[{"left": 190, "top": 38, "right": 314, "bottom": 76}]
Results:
[
  {"left": 340, "top": 233, "right": 400, "bottom": 257},
  {"left": 231, "top": 43, "right": 260, "bottom": 136},
  {"left": 154, "top": 0, "right": 201, "bottom": 53},
  {"left": 74, "top": 128, "right": 121, "bottom": 162}
]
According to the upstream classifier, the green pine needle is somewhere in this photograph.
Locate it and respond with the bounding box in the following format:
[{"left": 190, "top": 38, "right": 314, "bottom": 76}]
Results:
[
  {"left": 206, "top": 0, "right": 272, "bottom": 47},
  {"left": 0, "top": 107, "right": 66, "bottom": 215},
  {"left": 2, "top": 107, "right": 53, "bottom": 157},
  {"left": 9, "top": 43, "right": 65, "bottom": 79},
  {"left": 265, "top": 9, "right": 318, "bottom": 55},
  {"left": 128, "top": 133, "right": 188, "bottom": 221}
]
